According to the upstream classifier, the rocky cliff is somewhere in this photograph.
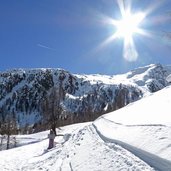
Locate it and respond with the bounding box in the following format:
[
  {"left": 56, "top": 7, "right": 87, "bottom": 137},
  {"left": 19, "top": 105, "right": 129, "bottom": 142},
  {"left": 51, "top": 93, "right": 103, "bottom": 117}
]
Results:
[{"left": 0, "top": 64, "right": 170, "bottom": 132}]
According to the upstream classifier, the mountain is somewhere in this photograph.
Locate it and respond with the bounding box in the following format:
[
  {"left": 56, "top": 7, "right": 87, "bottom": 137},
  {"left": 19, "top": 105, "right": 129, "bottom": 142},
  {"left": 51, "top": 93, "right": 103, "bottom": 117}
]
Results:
[
  {"left": 0, "top": 64, "right": 170, "bottom": 132},
  {"left": 0, "top": 85, "right": 171, "bottom": 170}
]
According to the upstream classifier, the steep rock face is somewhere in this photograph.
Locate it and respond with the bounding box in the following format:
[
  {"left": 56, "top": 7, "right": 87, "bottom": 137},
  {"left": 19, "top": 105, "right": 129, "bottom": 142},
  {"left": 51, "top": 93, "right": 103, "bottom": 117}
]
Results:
[
  {"left": 0, "top": 64, "right": 170, "bottom": 130},
  {"left": 125, "top": 64, "right": 169, "bottom": 93}
]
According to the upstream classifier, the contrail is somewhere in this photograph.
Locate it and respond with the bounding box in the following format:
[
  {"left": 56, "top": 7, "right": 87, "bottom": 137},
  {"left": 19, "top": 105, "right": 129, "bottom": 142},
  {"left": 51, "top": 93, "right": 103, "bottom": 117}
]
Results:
[{"left": 37, "top": 43, "right": 56, "bottom": 51}]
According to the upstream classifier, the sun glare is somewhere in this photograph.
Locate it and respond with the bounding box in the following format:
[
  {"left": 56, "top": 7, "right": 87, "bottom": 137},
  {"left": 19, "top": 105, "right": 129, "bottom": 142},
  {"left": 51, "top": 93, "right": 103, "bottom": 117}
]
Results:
[
  {"left": 115, "top": 11, "right": 145, "bottom": 40},
  {"left": 96, "top": 5, "right": 147, "bottom": 62},
  {"left": 93, "top": 0, "right": 166, "bottom": 62},
  {"left": 110, "top": 10, "right": 146, "bottom": 61},
  {"left": 111, "top": 10, "right": 146, "bottom": 61}
]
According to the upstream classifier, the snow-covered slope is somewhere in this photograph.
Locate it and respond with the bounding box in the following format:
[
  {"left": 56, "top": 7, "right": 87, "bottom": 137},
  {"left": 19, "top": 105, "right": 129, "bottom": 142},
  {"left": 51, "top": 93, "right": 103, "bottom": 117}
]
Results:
[
  {"left": 0, "top": 85, "right": 171, "bottom": 170},
  {"left": 0, "top": 64, "right": 170, "bottom": 131},
  {"left": 0, "top": 123, "right": 156, "bottom": 171},
  {"left": 97, "top": 85, "right": 171, "bottom": 126},
  {"left": 94, "top": 85, "right": 171, "bottom": 170}
]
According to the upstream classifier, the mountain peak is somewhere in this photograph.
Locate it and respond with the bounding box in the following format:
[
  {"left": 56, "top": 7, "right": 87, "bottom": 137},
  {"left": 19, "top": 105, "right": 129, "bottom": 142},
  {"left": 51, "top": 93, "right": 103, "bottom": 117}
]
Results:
[{"left": 0, "top": 64, "right": 170, "bottom": 133}]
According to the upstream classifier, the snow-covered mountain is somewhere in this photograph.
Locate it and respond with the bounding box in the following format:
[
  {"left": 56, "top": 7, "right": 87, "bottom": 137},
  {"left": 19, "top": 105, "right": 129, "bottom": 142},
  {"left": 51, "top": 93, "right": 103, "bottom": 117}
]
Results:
[
  {"left": 0, "top": 85, "right": 171, "bottom": 170},
  {"left": 0, "top": 64, "right": 170, "bottom": 131}
]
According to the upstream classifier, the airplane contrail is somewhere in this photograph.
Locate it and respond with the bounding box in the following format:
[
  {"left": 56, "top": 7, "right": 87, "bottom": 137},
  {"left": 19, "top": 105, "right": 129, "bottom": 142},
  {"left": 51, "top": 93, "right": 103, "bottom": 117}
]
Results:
[{"left": 37, "top": 43, "right": 56, "bottom": 51}]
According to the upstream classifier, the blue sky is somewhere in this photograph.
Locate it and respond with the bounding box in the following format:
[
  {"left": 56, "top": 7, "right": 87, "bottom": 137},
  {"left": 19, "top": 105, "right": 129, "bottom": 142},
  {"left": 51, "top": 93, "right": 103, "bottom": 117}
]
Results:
[{"left": 0, "top": 0, "right": 171, "bottom": 75}]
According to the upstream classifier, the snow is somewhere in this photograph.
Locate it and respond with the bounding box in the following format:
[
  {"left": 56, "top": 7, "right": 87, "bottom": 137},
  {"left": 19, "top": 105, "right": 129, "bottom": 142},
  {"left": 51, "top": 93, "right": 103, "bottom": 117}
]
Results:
[
  {"left": 0, "top": 123, "right": 155, "bottom": 171},
  {"left": 0, "top": 123, "right": 89, "bottom": 171},
  {"left": 93, "top": 85, "right": 171, "bottom": 170},
  {"left": 0, "top": 72, "right": 171, "bottom": 170},
  {"left": 166, "top": 74, "right": 171, "bottom": 82},
  {"left": 93, "top": 121, "right": 171, "bottom": 171},
  {"left": 100, "top": 85, "right": 171, "bottom": 126}
]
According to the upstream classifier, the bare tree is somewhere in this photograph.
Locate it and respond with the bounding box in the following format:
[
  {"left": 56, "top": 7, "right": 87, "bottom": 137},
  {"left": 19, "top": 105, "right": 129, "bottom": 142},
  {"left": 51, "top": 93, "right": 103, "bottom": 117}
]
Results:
[
  {"left": 0, "top": 112, "right": 17, "bottom": 150},
  {"left": 42, "top": 85, "right": 64, "bottom": 135}
]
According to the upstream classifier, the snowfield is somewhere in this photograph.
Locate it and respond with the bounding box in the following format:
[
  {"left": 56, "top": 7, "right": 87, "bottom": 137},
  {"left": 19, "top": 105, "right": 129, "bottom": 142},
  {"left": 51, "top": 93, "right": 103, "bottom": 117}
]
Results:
[
  {"left": 0, "top": 86, "right": 171, "bottom": 170},
  {"left": 0, "top": 124, "right": 155, "bottom": 171}
]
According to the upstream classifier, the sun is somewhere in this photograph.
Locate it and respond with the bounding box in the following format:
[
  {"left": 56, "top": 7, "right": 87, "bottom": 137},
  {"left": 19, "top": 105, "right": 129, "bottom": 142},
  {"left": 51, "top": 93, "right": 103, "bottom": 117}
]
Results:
[
  {"left": 110, "top": 9, "right": 146, "bottom": 61},
  {"left": 115, "top": 11, "right": 145, "bottom": 40},
  {"left": 96, "top": 6, "right": 147, "bottom": 62},
  {"left": 94, "top": 0, "right": 161, "bottom": 62}
]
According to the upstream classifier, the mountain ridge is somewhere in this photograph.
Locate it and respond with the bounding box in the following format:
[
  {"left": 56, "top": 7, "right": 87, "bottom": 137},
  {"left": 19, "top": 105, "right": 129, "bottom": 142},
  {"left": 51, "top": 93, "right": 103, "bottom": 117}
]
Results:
[{"left": 0, "top": 63, "right": 170, "bottom": 133}]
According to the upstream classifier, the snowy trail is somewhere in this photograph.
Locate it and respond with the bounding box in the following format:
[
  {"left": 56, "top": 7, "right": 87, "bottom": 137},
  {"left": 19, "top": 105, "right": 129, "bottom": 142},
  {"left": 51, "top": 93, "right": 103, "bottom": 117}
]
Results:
[
  {"left": 0, "top": 123, "right": 155, "bottom": 171},
  {"left": 55, "top": 124, "right": 155, "bottom": 171},
  {"left": 93, "top": 122, "right": 171, "bottom": 171},
  {"left": 0, "top": 123, "right": 88, "bottom": 171}
]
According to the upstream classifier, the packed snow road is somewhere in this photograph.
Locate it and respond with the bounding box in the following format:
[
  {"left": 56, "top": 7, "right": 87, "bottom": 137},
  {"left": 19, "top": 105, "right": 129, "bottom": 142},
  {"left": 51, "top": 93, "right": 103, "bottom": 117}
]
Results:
[{"left": 0, "top": 123, "right": 155, "bottom": 171}]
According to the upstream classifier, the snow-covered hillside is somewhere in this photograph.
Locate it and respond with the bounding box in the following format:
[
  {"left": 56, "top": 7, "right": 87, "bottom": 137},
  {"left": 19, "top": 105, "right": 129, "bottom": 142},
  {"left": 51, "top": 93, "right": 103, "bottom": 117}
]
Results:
[
  {"left": 0, "top": 123, "right": 156, "bottom": 171},
  {"left": 0, "top": 64, "right": 170, "bottom": 131},
  {"left": 94, "top": 85, "right": 171, "bottom": 170},
  {"left": 0, "top": 84, "right": 171, "bottom": 171}
]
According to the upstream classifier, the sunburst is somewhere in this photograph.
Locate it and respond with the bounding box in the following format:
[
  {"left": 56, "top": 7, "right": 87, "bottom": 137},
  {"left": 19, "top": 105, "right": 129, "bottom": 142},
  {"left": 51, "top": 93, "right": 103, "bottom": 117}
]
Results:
[
  {"left": 94, "top": 0, "right": 161, "bottom": 62},
  {"left": 90, "top": 0, "right": 169, "bottom": 63},
  {"left": 113, "top": 9, "right": 145, "bottom": 61}
]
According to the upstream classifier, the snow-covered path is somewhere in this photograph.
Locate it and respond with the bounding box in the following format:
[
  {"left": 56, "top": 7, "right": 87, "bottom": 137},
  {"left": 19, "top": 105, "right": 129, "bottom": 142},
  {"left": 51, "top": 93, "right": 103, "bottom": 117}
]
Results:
[
  {"left": 0, "top": 123, "right": 155, "bottom": 171},
  {"left": 0, "top": 123, "right": 88, "bottom": 171},
  {"left": 93, "top": 121, "right": 171, "bottom": 171},
  {"left": 59, "top": 124, "right": 155, "bottom": 171}
]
